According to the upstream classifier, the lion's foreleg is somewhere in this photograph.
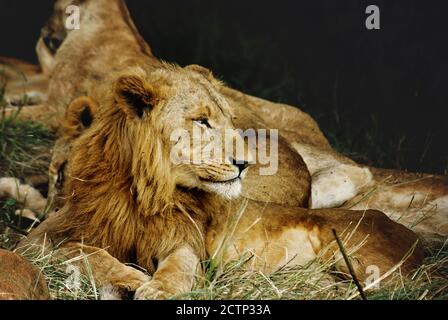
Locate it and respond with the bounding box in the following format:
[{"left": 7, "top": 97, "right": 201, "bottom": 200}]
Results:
[
  {"left": 56, "top": 243, "right": 150, "bottom": 293},
  {"left": 134, "top": 246, "right": 200, "bottom": 299}
]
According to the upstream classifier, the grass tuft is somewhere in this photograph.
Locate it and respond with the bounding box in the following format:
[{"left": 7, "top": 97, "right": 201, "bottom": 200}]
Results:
[
  {"left": 0, "top": 117, "right": 54, "bottom": 177},
  {"left": 19, "top": 244, "right": 100, "bottom": 300}
]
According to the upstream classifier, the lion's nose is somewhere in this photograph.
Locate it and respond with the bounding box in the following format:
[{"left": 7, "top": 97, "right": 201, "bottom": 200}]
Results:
[{"left": 230, "top": 157, "right": 250, "bottom": 175}]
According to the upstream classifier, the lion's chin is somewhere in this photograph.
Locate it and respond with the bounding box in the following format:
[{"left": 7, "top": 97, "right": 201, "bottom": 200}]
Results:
[{"left": 200, "top": 178, "right": 242, "bottom": 199}]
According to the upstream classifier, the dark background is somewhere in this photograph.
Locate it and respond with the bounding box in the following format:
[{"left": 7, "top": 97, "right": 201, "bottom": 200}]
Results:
[{"left": 0, "top": 0, "right": 447, "bottom": 174}]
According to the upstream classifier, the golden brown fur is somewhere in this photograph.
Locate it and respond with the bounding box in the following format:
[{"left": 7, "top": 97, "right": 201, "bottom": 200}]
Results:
[
  {"left": 0, "top": 249, "right": 49, "bottom": 300},
  {"left": 19, "top": 67, "right": 423, "bottom": 299}
]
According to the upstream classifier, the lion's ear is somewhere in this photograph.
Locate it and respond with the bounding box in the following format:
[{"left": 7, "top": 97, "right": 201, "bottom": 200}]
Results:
[
  {"left": 64, "top": 96, "right": 99, "bottom": 137},
  {"left": 115, "top": 75, "right": 157, "bottom": 119}
]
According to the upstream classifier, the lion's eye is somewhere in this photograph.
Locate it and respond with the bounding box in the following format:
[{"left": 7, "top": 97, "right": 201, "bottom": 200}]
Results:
[{"left": 193, "top": 118, "right": 212, "bottom": 128}]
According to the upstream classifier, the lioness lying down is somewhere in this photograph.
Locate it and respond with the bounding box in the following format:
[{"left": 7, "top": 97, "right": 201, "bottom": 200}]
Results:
[{"left": 18, "top": 65, "right": 423, "bottom": 299}]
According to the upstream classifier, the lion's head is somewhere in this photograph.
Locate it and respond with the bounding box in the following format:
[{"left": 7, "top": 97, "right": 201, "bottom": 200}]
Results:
[
  {"left": 37, "top": 0, "right": 151, "bottom": 74},
  {"left": 63, "top": 64, "right": 253, "bottom": 209},
  {"left": 37, "top": 0, "right": 78, "bottom": 73},
  {"left": 117, "top": 65, "right": 253, "bottom": 199}
]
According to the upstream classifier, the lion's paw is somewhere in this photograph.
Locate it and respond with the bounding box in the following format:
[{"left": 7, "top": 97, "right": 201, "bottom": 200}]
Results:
[
  {"left": 108, "top": 265, "right": 151, "bottom": 293},
  {"left": 134, "top": 280, "right": 172, "bottom": 300}
]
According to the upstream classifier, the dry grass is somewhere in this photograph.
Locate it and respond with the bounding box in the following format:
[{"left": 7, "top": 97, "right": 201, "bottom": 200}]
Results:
[
  {"left": 18, "top": 244, "right": 100, "bottom": 300},
  {"left": 0, "top": 117, "right": 54, "bottom": 177},
  {"left": 8, "top": 238, "right": 446, "bottom": 300}
]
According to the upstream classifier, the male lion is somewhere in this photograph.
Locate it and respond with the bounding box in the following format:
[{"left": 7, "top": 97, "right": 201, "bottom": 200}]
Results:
[{"left": 19, "top": 65, "right": 423, "bottom": 299}]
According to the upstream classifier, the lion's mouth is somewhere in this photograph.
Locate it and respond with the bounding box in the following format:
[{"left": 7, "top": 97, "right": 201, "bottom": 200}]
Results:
[{"left": 200, "top": 177, "right": 241, "bottom": 185}]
